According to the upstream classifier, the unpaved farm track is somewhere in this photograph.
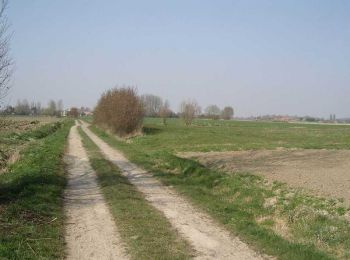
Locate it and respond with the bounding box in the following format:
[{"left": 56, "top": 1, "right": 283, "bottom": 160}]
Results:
[
  {"left": 64, "top": 125, "right": 128, "bottom": 259},
  {"left": 80, "top": 122, "right": 265, "bottom": 260}
]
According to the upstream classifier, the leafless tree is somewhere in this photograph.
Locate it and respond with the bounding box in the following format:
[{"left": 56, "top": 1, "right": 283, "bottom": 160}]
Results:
[
  {"left": 159, "top": 100, "right": 171, "bottom": 125},
  {"left": 46, "top": 100, "right": 57, "bottom": 116},
  {"left": 180, "top": 99, "right": 201, "bottom": 126},
  {"left": 221, "top": 106, "right": 234, "bottom": 120},
  {"left": 140, "top": 94, "right": 163, "bottom": 117},
  {"left": 0, "top": 0, "right": 13, "bottom": 103},
  {"left": 205, "top": 105, "right": 221, "bottom": 119},
  {"left": 30, "top": 101, "right": 41, "bottom": 115},
  {"left": 14, "top": 99, "right": 30, "bottom": 115}
]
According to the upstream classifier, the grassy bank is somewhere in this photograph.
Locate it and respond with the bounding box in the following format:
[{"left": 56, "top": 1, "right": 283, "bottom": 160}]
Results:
[
  {"left": 78, "top": 127, "right": 193, "bottom": 259},
  {"left": 0, "top": 118, "right": 61, "bottom": 170},
  {"left": 0, "top": 120, "right": 73, "bottom": 259},
  {"left": 88, "top": 118, "right": 350, "bottom": 259}
]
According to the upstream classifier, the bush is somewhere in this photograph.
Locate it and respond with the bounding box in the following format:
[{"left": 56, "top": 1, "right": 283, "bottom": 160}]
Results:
[
  {"left": 94, "top": 87, "right": 144, "bottom": 137},
  {"left": 68, "top": 107, "right": 79, "bottom": 118},
  {"left": 180, "top": 99, "right": 201, "bottom": 126},
  {"left": 221, "top": 106, "right": 234, "bottom": 120}
]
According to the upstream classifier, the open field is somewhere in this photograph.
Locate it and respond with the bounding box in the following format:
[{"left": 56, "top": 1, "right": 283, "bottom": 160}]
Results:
[
  {"left": 180, "top": 149, "right": 350, "bottom": 206},
  {"left": 2, "top": 116, "right": 349, "bottom": 259},
  {"left": 137, "top": 118, "right": 350, "bottom": 152},
  {"left": 87, "top": 117, "right": 350, "bottom": 259}
]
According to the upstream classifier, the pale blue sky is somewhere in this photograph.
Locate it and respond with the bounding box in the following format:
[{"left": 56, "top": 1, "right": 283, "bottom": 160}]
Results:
[{"left": 7, "top": 0, "right": 350, "bottom": 117}]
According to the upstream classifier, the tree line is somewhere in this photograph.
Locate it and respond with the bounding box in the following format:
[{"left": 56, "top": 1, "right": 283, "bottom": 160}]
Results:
[
  {"left": 94, "top": 87, "right": 235, "bottom": 137},
  {"left": 141, "top": 94, "right": 233, "bottom": 124},
  {"left": 1, "top": 99, "right": 64, "bottom": 116}
]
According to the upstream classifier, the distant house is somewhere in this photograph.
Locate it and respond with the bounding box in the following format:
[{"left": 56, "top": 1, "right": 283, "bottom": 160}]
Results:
[
  {"left": 61, "top": 110, "right": 68, "bottom": 117},
  {"left": 82, "top": 111, "right": 93, "bottom": 116}
]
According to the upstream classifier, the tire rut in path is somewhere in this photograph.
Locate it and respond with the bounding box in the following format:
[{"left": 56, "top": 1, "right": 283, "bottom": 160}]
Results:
[
  {"left": 81, "top": 122, "right": 266, "bottom": 260},
  {"left": 64, "top": 125, "right": 129, "bottom": 260}
]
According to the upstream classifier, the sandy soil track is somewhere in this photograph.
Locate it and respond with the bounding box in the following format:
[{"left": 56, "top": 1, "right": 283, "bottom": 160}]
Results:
[
  {"left": 64, "top": 125, "right": 128, "bottom": 260},
  {"left": 80, "top": 122, "right": 265, "bottom": 260}
]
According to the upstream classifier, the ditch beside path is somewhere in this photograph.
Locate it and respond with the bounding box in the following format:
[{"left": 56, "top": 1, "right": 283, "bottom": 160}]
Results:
[
  {"left": 64, "top": 125, "right": 129, "bottom": 260},
  {"left": 80, "top": 121, "right": 266, "bottom": 260}
]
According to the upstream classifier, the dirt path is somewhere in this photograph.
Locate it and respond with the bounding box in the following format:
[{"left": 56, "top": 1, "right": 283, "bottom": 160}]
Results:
[
  {"left": 64, "top": 125, "right": 128, "bottom": 260},
  {"left": 80, "top": 122, "right": 264, "bottom": 260}
]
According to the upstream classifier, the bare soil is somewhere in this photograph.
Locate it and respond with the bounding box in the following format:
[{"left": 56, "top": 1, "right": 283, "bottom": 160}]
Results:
[
  {"left": 80, "top": 121, "right": 265, "bottom": 260},
  {"left": 64, "top": 125, "right": 128, "bottom": 259},
  {"left": 180, "top": 149, "right": 350, "bottom": 205}
]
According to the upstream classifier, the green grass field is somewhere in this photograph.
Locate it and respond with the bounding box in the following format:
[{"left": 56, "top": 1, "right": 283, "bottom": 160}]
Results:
[
  {"left": 88, "top": 117, "right": 350, "bottom": 260},
  {"left": 136, "top": 118, "right": 350, "bottom": 152},
  {"left": 0, "top": 119, "right": 73, "bottom": 259}
]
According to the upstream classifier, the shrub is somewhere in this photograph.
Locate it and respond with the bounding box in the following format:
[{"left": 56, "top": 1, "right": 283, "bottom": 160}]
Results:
[
  {"left": 221, "top": 106, "right": 234, "bottom": 120},
  {"left": 180, "top": 99, "right": 201, "bottom": 126},
  {"left": 68, "top": 107, "right": 79, "bottom": 118},
  {"left": 94, "top": 87, "right": 144, "bottom": 137}
]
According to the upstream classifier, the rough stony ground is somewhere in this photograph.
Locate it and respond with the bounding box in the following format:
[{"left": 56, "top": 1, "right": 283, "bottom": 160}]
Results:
[
  {"left": 64, "top": 125, "right": 128, "bottom": 260},
  {"left": 180, "top": 149, "right": 350, "bottom": 205},
  {"left": 80, "top": 122, "right": 265, "bottom": 260}
]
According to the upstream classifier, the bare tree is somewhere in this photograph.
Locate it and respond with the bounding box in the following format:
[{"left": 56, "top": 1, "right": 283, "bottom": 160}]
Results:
[
  {"left": 159, "top": 100, "right": 171, "bottom": 125},
  {"left": 30, "top": 101, "right": 41, "bottom": 115},
  {"left": 205, "top": 105, "right": 221, "bottom": 119},
  {"left": 140, "top": 94, "right": 163, "bottom": 117},
  {"left": 45, "top": 100, "right": 57, "bottom": 116},
  {"left": 14, "top": 99, "right": 30, "bottom": 115},
  {"left": 221, "top": 106, "right": 234, "bottom": 120},
  {"left": 180, "top": 99, "right": 201, "bottom": 126},
  {"left": 0, "top": 0, "right": 13, "bottom": 103}
]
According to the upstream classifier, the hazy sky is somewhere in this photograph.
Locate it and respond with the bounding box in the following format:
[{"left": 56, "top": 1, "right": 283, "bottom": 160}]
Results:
[{"left": 7, "top": 0, "right": 350, "bottom": 117}]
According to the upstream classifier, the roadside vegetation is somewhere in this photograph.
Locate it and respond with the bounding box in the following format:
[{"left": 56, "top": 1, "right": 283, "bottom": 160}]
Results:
[
  {"left": 0, "top": 119, "right": 73, "bottom": 259},
  {"left": 87, "top": 117, "right": 350, "bottom": 260},
  {"left": 0, "top": 117, "right": 60, "bottom": 170},
  {"left": 78, "top": 126, "right": 193, "bottom": 259}
]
